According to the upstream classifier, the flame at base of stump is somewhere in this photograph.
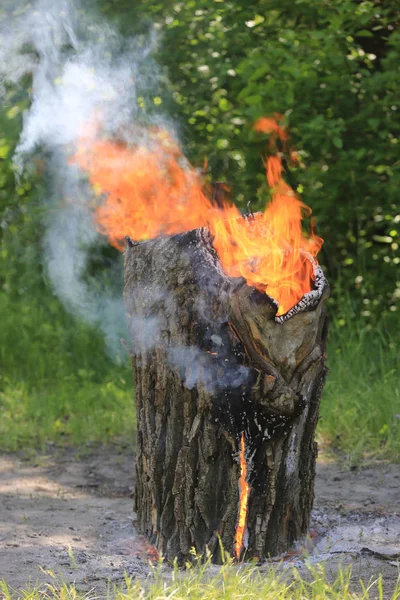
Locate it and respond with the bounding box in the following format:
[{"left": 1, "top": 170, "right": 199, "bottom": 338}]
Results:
[{"left": 124, "top": 227, "right": 329, "bottom": 564}]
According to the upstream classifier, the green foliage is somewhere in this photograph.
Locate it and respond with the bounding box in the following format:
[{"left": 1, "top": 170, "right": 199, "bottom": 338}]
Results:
[{"left": 111, "top": 0, "right": 400, "bottom": 319}]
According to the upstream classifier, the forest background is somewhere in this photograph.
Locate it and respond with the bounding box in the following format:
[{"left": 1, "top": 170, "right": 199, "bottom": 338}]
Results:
[{"left": 0, "top": 0, "right": 399, "bottom": 461}]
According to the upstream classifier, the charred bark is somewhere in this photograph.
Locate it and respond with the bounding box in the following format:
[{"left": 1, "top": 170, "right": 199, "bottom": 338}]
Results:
[{"left": 124, "top": 228, "right": 329, "bottom": 563}]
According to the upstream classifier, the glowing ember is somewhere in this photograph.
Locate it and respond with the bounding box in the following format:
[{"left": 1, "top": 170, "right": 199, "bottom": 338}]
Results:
[
  {"left": 234, "top": 432, "right": 250, "bottom": 560},
  {"left": 73, "top": 116, "right": 323, "bottom": 315}
]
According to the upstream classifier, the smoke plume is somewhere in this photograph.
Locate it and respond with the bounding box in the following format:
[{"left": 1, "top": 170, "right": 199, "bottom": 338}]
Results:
[{"left": 0, "top": 0, "right": 164, "bottom": 360}]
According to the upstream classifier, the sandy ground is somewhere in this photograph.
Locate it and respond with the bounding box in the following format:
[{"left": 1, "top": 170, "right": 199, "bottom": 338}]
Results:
[{"left": 0, "top": 447, "right": 399, "bottom": 597}]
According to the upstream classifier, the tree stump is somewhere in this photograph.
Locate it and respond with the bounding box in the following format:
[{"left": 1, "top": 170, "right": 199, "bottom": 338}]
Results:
[{"left": 124, "top": 227, "right": 329, "bottom": 563}]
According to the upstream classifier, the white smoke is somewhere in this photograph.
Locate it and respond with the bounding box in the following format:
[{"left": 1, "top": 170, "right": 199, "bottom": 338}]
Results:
[
  {"left": 0, "top": 0, "right": 164, "bottom": 360},
  {"left": 169, "top": 346, "right": 250, "bottom": 392}
]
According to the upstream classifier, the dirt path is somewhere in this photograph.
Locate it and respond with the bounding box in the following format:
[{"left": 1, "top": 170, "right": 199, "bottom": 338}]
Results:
[{"left": 0, "top": 448, "right": 399, "bottom": 597}]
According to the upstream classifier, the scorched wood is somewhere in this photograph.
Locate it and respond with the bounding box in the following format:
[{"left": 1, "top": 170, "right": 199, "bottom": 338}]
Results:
[{"left": 124, "top": 227, "right": 329, "bottom": 563}]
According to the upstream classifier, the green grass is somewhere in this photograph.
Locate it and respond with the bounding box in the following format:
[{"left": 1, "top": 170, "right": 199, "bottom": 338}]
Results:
[
  {"left": 1, "top": 558, "right": 399, "bottom": 600},
  {"left": 0, "top": 289, "right": 135, "bottom": 452},
  {"left": 319, "top": 307, "right": 400, "bottom": 463}
]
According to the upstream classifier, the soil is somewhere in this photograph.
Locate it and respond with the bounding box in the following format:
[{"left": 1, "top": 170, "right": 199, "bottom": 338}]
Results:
[{"left": 0, "top": 446, "right": 399, "bottom": 598}]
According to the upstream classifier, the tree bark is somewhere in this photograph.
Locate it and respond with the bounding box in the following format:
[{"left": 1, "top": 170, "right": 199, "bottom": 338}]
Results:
[{"left": 124, "top": 227, "right": 329, "bottom": 563}]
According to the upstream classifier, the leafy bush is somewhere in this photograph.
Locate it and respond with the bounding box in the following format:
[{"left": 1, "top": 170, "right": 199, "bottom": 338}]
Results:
[{"left": 104, "top": 0, "right": 400, "bottom": 319}]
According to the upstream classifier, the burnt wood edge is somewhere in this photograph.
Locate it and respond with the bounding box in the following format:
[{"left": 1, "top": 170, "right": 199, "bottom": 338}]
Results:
[
  {"left": 125, "top": 235, "right": 139, "bottom": 248},
  {"left": 275, "top": 254, "right": 329, "bottom": 325}
]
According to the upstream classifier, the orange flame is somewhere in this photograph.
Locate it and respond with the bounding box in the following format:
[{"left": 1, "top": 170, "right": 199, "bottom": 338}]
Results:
[
  {"left": 74, "top": 127, "right": 216, "bottom": 251},
  {"left": 234, "top": 432, "right": 250, "bottom": 560},
  {"left": 73, "top": 117, "right": 323, "bottom": 315}
]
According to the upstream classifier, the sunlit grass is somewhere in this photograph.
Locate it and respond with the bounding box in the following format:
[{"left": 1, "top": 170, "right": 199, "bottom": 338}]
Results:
[
  {"left": 1, "top": 556, "right": 399, "bottom": 600},
  {"left": 0, "top": 378, "right": 135, "bottom": 451},
  {"left": 319, "top": 305, "right": 400, "bottom": 463},
  {"left": 0, "top": 290, "right": 135, "bottom": 452}
]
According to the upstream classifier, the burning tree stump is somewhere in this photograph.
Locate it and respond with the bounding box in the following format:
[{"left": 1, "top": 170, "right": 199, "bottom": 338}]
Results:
[{"left": 124, "top": 228, "right": 329, "bottom": 563}]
